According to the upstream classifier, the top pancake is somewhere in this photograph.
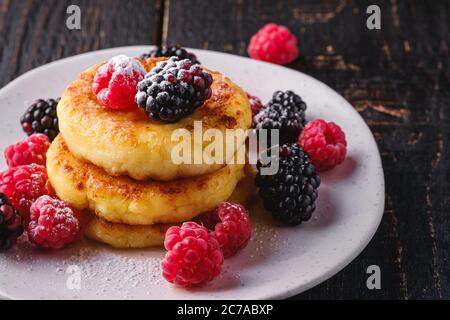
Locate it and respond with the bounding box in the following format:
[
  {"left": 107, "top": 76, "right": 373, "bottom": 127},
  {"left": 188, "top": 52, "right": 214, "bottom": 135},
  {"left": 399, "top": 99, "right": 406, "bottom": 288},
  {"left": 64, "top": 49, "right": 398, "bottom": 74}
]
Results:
[{"left": 57, "top": 57, "right": 252, "bottom": 181}]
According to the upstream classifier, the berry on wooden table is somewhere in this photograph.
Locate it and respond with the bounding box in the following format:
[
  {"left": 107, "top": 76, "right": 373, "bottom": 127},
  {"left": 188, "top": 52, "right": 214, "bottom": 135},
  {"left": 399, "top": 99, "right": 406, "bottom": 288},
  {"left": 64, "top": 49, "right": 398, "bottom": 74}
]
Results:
[{"left": 248, "top": 23, "right": 299, "bottom": 65}]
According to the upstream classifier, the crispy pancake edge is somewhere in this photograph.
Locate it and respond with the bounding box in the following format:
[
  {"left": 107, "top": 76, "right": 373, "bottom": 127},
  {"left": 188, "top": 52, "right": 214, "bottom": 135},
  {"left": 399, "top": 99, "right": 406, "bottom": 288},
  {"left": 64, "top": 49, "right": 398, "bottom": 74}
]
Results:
[{"left": 57, "top": 57, "right": 252, "bottom": 181}]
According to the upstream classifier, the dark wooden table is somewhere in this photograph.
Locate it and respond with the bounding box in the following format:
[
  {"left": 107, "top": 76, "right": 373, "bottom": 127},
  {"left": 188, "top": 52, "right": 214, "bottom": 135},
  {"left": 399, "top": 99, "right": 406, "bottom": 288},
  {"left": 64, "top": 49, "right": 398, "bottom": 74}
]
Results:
[{"left": 1, "top": 0, "right": 449, "bottom": 300}]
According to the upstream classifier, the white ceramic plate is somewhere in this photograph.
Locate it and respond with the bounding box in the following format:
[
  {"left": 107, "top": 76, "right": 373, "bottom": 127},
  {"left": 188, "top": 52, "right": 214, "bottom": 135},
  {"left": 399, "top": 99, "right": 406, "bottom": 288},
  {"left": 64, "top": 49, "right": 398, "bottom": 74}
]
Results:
[{"left": 0, "top": 46, "right": 384, "bottom": 300}]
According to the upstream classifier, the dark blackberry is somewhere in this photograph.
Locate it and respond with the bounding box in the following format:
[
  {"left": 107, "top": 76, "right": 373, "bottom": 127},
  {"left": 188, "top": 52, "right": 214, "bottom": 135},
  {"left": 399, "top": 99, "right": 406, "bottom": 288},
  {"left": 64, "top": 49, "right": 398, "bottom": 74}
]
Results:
[
  {"left": 253, "top": 90, "right": 307, "bottom": 144},
  {"left": 140, "top": 45, "right": 200, "bottom": 64},
  {"left": 255, "top": 143, "right": 320, "bottom": 226},
  {"left": 136, "top": 57, "right": 213, "bottom": 123},
  {"left": 20, "top": 98, "right": 60, "bottom": 141},
  {"left": 0, "top": 193, "right": 24, "bottom": 251}
]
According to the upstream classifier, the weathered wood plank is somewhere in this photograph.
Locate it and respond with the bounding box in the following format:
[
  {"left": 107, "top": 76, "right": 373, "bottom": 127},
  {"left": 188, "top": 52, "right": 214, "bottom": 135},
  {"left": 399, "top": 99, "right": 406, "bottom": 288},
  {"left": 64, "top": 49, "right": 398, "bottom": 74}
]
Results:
[
  {"left": 0, "top": 0, "right": 162, "bottom": 87},
  {"left": 166, "top": 0, "right": 450, "bottom": 299},
  {"left": 0, "top": 0, "right": 448, "bottom": 299}
]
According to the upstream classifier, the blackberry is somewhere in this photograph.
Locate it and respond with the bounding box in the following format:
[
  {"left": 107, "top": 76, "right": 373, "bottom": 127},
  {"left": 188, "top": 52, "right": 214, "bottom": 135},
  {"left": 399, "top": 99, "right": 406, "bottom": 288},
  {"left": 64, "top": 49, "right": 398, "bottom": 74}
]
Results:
[
  {"left": 20, "top": 98, "right": 60, "bottom": 141},
  {"left": 140, "top": 45, "right": 200, "bottom": 64},
  {"left": 255, "top": 143, "right": 320, "bottom": 225},
  {"left": 253, "top": 90, "right": 307, "bottom": 144},
  {"left": 0, "top": 193, "right": 24, "bottom": 251},
  {"left": 136, "top": 57, "right": 213, "bottom": 123}
]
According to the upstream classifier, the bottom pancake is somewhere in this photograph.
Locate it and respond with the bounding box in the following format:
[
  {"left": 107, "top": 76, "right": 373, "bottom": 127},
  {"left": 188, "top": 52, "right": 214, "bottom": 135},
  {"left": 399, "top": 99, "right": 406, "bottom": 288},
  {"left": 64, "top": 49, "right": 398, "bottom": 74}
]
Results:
[
  {"left": 83, "top": 213, "right": 169, "bottom": 249},
  {"left": 83, "top": 170, "right": 256, "bottom": 249}
]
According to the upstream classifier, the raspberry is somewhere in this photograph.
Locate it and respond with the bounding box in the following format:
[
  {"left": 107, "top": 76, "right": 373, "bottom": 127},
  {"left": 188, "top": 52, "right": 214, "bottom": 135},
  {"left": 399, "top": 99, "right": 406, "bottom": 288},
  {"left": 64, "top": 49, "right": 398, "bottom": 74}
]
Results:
[
  {"left": 298, "top": 119, "right": 347, "bottom": 171},
  {"left": 253, "top": 90, "right": 307, "bottom": 144},
  {"left": 248, "top": 23, "right": 299, "bottom": 65},
  {"left": 161, "top": 222, "right": 224, "bottom": 287},
  {"left": 136, "top": 57, "right": 213, "bottom": 123},
  {"left": 256, "top": 143, "right": 320, "bottom": 225},
  {"left": 0, "top": 193, "right": 24, "bottom": 251},
  {"left": 140, "top": 45, "right": 200, "bottom": 65},
  {"left": 93, "top": 55, "right": 147, "bottom": 110},
  {"left": 0, "top": 164, "right": 48, "bottom": 221},
  {"left": 28, "top": 195, "right": 80, "bottom": 249},
  {"left": 20, "top": 98, "right": 59, "bottom": 141},
  {"left": 211, "top": 202, "right": 252, "bottom": 258},
  {"left": 4, "top": 134, "right": 50, "bottom": 168},
  {"left": 246, "top": 92, "right": 264, "bottom": 117}
]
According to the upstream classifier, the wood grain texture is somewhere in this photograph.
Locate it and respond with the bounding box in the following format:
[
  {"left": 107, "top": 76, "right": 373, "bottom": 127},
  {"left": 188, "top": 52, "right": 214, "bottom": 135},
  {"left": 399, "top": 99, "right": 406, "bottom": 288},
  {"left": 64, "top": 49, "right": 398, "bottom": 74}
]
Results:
[
  {"left": 166, "top": 0, "right": 450, "bottom": 299},
  {"left": 0, "top": 0, "right": 449, "bottom": 299},
  {"left": 0, "top": 0, "right": 162, "bottom": 87}
]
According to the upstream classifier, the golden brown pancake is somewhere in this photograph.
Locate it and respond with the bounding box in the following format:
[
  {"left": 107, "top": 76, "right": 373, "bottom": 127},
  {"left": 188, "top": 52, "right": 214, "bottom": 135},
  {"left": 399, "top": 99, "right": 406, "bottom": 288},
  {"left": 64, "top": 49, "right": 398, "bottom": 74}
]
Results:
[
  {"left": 83, "top": 212, "right": 169, "bottom": 249},
  {"left": 47, "top": 135, "right": 246, "bottom": 225},
  {"left": 57, "top": 57, "right": 252, "bottom": 181},
  {"left": 82, "top": 171, "right": 256, "bottom": 249}
]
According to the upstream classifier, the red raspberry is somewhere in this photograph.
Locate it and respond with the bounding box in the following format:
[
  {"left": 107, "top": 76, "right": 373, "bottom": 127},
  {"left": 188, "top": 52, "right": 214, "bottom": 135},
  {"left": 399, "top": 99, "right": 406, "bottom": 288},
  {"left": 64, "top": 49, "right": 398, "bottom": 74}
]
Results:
[
  {"left": 28, "top": 195, "right": 80, "bottom": 249},
  {"left": 161, "top": 222, "right": 224, "bottom": 287},
  {"left": 246, "top": 92, "right": 264, "bottom": 117},
  {"left": 4, "top": 134, "right": 50, "bottom": 168},
  {"left": 92, "top": 55, "right": 146, "bottom": 110},
  {"left": 248, "top": 23, "right": 299, "bottom": 65},
  {"left": 298, "top": 119, "right": 347, "bottom": 172},
  {"left": 0, "top": 164, "right": 48, "bottom": 220},
  {"left": 211, "top": 202, "right": 252, "bottom": 258}
]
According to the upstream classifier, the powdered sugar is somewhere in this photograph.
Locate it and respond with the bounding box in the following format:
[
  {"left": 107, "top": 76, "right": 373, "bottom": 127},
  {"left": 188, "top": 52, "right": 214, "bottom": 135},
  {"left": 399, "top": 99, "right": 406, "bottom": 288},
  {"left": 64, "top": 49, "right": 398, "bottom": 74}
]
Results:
[
  {"left": 107, "top": 54, "right": 146, "bottom": 78},
  {"left": 93, "top": 55, "right": 147, "bottom": 110}
]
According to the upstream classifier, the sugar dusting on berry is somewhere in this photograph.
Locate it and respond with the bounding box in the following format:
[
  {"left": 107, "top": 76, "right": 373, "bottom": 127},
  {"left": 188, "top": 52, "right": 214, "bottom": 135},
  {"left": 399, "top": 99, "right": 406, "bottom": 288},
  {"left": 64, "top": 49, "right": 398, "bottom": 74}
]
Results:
[
  {"left": 108, "top": 55, "right": 146, "bottom": 77},
  {"left": 93, "top": 55, "right": 146, "bottom": 110},
  {"left": 298, "top": 119, "right": 347, "bottom": 171},
  {"left": 136, "top": 56, "right": 213, "bottom": 123}
]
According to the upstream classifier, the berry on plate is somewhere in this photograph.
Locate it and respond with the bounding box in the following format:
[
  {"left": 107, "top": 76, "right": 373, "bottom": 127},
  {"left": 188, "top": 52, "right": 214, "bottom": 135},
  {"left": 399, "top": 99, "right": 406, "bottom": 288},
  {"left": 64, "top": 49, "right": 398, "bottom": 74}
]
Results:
[
  {"left": 253, "top": 90, "right": 307, "bottom": 144},
  {"left": 28, "top": 195, "right": 80, "bottom": 249},
  {"left": 20, "top": 98, "right": 60, "bottom": 141},
  {"left": 4, "top": 134, "right": 50, "bottom": 167},
  {"left": 298, "top": 119, "right": 347, "bottom": 171},
  {"left": 92, "top": 55, "right": 146, "bottom": 110},
  {"left": 255, "top": 143, "right": 320, "bottom": 225},
  {"left": 140, "top": 45, "right": 200, "bottom": 65},
  {"left": 246, "top": 92, "right": 264, "bottom": 117},
  {"left": 136, "top": 57, "right": 213, "bottom": 123},
  {"left": 0, "top": 193, "right": 24, "bottom": 251},
  {"left": 161, "top": 222, "right": 224, "bottom": 287},
  {"left": 211, "top": 202, "right": 252, "bottom": 258},
  {"left": 0, "top": 164, "right": 48, "bottom": 221},
  {"left": 248, "top": 23, "right": 299, "bottom": 65}
]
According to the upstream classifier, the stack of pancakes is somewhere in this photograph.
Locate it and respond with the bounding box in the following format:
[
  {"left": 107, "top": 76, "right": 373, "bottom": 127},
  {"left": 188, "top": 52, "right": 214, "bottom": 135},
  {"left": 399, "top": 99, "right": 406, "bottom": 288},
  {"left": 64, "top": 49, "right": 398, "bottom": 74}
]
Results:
[{"left": 46, "top": 58, "right": 254, "bottom": 248}]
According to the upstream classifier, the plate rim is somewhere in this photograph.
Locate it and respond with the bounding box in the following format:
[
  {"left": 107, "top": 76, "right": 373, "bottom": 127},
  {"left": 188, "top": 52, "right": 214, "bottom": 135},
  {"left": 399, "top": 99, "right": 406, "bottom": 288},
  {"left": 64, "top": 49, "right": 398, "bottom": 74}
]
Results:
[{"left": 0, "top": 45, "right": 385, "bottom": 300}]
